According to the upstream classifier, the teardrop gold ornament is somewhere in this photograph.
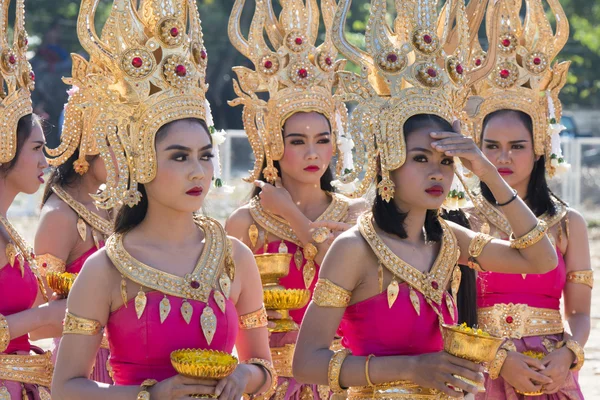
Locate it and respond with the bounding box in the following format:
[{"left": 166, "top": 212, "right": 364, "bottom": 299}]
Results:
[
  {"left": 249, "top": 224, "right": 259, "bottom": 248},
  {"left": 5, "top": 243, "right": 16, "bottom": 267},
  {"left": 445, "top": 294, "right": 456, "bottom": 321},
  {"left": 481, "top": 223, "right": 490, "bottom": 235},
  {"left": 279, "top": 240, "right": 289, "bottom": 254},
  {"left": 409, "top": 286, "right": 421, "bottom": 316},
  {"left": 77, "top": 217, "right": 87, "bottom": 241},
  {"left": 159, "top": 296, "right": 171, "bottom": 323},
  {"left": 135, "top": 288, "right": 147, "bottom": 319},
  {"left": 219, "top": 274, "right": 231, "bottom": 299},
  {"left": 120, "top": 277, "right": 128, "bottom": 308},
  {"left": 303, "top": 261, "right": 316, "bottom": 289},
  {"left": 521, "top": 274, "right": 527, "bottom": 279},
  {"left": 213, "top": 290, "right": 226, "bottom": 313},
  {"left": 294, "top": 247, "right": 303, "bottom": 270},
  {"left": 181, "top": 299, "right": 193, "bottom": 324},
  {"left": 201, "top": 306, "right": 217, "bottom": 345},
  {"left": 451, "top": 266, "right": 461, "bottom": 303},
  {"left": 17, "top": 253, "right": 24, "bottom": 277},
  {"left": 378, "top": 262, "right": 384, "bottom": 293},
  {"left": 387, "top": 279, "right": 399, "bottom": 308}
]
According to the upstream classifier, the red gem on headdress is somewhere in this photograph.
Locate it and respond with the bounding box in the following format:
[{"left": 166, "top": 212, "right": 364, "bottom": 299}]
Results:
[
  {"left": 264, "top": 60, "right": 273, "bottom": 69},
  {"left": 132, "top": 57, "right": 143, "bottom": 68},
  {"left": 387, "top": 53, "right": 398, "bottom": 63},
  {"left": 298, "top": 68, "right": 308, "bottom": 78},
  {"left": 295, "top": 37, "right": 303, "bottom": 45},
  {"left": 175, "top": 65, "right": 187, "bottom": 77},
  {"left": 190, "top": 280, "right": 200, "bottom": 289},
  {"left": 502, "top": 38, "right": 511, "bottom": 47},
  {"left": 456, "top": 64, "right": 464, "bottom": 74},
  {"left": 383, "top": 187, "right": 388, "bottom": 191},
  {"left": 170, "top": 27, "right": 179, "bottom": 37},
  {"left": 29, "top": 71, "right": 35, "bottom": 81},
  {"left": 505, "top": 316, "right": 514, "bottom": 324},
  {"left": 23, "top": 38, "right": 28, "bottom": 46},
  {"left": 533, "top": 57, "right": 542, "bottom": 65},
  {"left": 475, "top": 58, "right": 482, "bottom": 66},
  {"left": 427, "top": 68, "right": 437, "bottom": 78},
  {"left": 200, "top": 50, "right": 207, "bottom": 60},
  {"left": 325, "top": 57, "right": 333, "bottom": 65},
  {"left": 423, "top": 34, "right": 433, "bottom": 44},
  {"left": 500, "top": 69, "right": 510, "bottom": 79},
  {"left": 431, "top": 281, "right": 439, "bottom": 289},
  {"left": 8, "top": 55, "right": 16, "bottom": 64}
]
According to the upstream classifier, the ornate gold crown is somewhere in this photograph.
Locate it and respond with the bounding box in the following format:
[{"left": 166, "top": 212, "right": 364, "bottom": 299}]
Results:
[
  {"left": 0, "top": 0, "right": 35, "bottom": 164},
  {"left": 228, "top": 0, "right": 350, "bottom": 184},
  {"left": 332, "top": 0, "right": 499, "bottom": 201},
  {"left": 64, "top": 0, "right": 210, "bottom": 208},
  {"left": 463, "top": 0, "right": 570, "bottom": 177}
]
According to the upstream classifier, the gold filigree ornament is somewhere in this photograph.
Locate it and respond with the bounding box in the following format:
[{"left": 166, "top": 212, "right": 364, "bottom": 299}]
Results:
[
  {"left": 462, "top": 0, "right": 571, "bottom": 178},
  {"left": 61, "top": 0, "right": 214, "bottom": 210},
  {"left": 0, "top": 0, "right": 35, "bottom": 165},
  {"left": 171, "top": 349, "right": 238, "bottom": 380},
  {"left": 331, "top": 0, "right": 502, "bottom": 202},
  {"left": 228, "top": 0, "right": 356, "bottom": 192},
  {"left": 46, "top": 271, "right": 77, "bottom": 297}
]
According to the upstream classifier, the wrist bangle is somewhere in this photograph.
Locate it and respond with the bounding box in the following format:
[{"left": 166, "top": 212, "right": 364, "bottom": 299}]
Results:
[
  {"left": 0, "top": 314, "right": 9, "bottom": 353},
  {"left": 487, "top": 349, "right": 508, "bottom": 380},
  {"left": 242, "top": 358, "right": 278, "bottom": 399},
  {"left": 365, "top": 354, "right": 375, "bottom": 387},
  {"left": 564, "top": 340, "right": 585, "bottom": 371},
  {"left": 496, "top": 189, "right": 518, "bottom": 207},
  {"left": 328, "top": 349, "right": 351, "bottom": 394},
  {"left": 137, "top": 379, "right": 157, "bottom": 400},
  {"left": 509, "top": 220, "right": 548, "bottom": 249}
]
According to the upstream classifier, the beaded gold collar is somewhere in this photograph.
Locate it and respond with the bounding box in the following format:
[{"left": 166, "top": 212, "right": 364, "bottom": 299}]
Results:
[{"left": 248, "top": 193, "right": 349, "bottom": 246}]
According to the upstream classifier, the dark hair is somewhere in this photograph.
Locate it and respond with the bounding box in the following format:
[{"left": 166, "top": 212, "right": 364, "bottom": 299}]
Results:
[
  {"left": 251, "top": 112, "right": 335, "bottom": 198},
  {"left": 114, "top": 118, "right": 210, "bottom": 234},
  {"left": 480, "top": 109, "right": 556, "bottom": 217},
  {"left": 41, "top": 149, "right": 98, "bottom": 206},
  {"left": 1, "top": 114, "right": 41, "bottom": 175}
]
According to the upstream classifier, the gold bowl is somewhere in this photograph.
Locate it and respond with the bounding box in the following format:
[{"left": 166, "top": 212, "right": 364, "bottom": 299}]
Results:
[
  {"left": 170, "top": 349, "right": 238, "bottom": 379},
  {"left": 255, "top": 253, "right": 292, "bottom": 286},
  {"left": 442, "top": 324, "right": 503, "bottom": 363},
  {"left": 263, "top": 288, "right": 311, "bottom": 310},
  {"left": 46, "top": 272, "right": 77, "bottom": 297}
]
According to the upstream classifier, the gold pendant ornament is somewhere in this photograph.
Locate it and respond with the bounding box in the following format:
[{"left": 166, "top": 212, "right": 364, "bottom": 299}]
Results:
[
  {"left": 201, "top": 306, "right": 217, "bottom": 345},
  {"left": 5, "top": 244, "right": 16, "bottom": 268},
  {"left": 180, "top": 300, "right": 193, "bottom": 324},
  {"left": 77, "top": 217, "right": 87, "bottom": 241},
  {"left": 445, "top": 294, "right": 455, "bottom": 321},
  {"left": 303, "top": 261, "right": 316, "bottom": 289},
  {"left": 219, "top": 274, "right": 231, "bottom": 299},
  {"left": 294, "top": 247, "right": 303, "bottom": 270},
  {"left": 120, "top": 277, "right": 128, "bottom": 308},
  {"left": 387, "top": 279, "right": 399, "bottom": 309},
  {"left": 0, "top": 386, "right": 10, "bottom": 400},
  {"left": 409, "top": 286, "right": 421, "bottom": 316},
  {"left": 159, "top": 296, "right": 171, "bottom": 323},
  {"left": 249, "top": 224, "right": 259, "bottom": 248},
  {"left": 135, "top": 288, "right": 147, "bottom": 319},
  {"left": 451, "top": 266, "right": 461, "bottom": 303},
  {"left": 213, "top": 290, "right": 226, "bottom": 313},
  {"left": 16, "top": 254, "right": 24, "bottom": 277},
  {"left": 279, "top": 240, "right": 289, "bottom": 255}
]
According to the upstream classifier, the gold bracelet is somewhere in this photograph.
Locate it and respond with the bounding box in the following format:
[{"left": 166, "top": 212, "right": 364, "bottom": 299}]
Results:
[
  {"left": 137, "top": 379, "right": 158, "bottom": 400},
  {"left": 63, "top": 311, "right": 103, "bottom": 336},
  {"left": 487, "top": 349, "right": 508, "bottom": 380},
  {"left": 566, "top": 270, "right": 594, "bottom": 289},
  {"left": 509, "top": 220, "right": 548, "bottom": 249},
  {"left": 242, "top": 358, "right": 278, "bottom": 399},
  {"left": 467, "top": 233, "right": 493, "bottom": 272},
  {"left": 0, "top": 314, "right": 9, "bottom": 353},
  {"left": 239, "top": 305, "right": 268, "bottom": 330},
  {"left": 303, "top": 242, "right": 318, "bottom": 261},
  {"left": 312, "top": 227, "right": 331, "bottom": 244},
  {"left": 365, "top": 354, "right": 375, "bottom": 387},
  {"left": 313, "top": 278, "right": 352, "bottom": 308},
  {"left": 564, "top": 340, "right": 585, "bottom": 371},
  {"left": 328, "top": 348, "right": 351, "bottom": 394}
]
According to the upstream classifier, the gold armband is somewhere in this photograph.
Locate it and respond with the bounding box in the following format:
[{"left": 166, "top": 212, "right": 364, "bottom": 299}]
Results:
[
  {"left": 328, "top": 348, "right": 351, "bottom": 394},
  {"left": 467, "top": 233, "right": 493, "bottom": 272},
  {"left": 0, "top": 314, "right": 9, "bottom": 353},
  {"left": 509, "top": 220, "right": 548, "bottom": 249},
  {"left": 242, "top": 358, "right": 278, "bottom": 399},
  {"left": 63, "top": 311, "right": 103, "bottom": 336},
  {"left": 564, "top": 340, "right": 585, "bottom": 371},
  {"left": 37, "top": 253, "right": 66, "bottom": 276},
  {"left": 313, "top": 279, "right": 352, "bottom": 308},
  {"left": 566, "top": 270, "right": 594, "bottom": 289},
  {"left": 239, "top": 306, "right": 268, "bottom": 330}
]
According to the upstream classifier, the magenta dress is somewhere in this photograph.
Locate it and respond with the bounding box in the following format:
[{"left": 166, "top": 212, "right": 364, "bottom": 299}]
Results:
[{"left": 0, "top": 259, "right": 51, "bottom": 399}]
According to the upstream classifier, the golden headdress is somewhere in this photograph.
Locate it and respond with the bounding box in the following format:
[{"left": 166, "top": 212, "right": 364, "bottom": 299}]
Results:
[
  {"left": 228, "top": 0, "right": 351, "bottom": 185},
  {"left": 0, "top": 0, "right": 35, "bottom": 164},
  {"left": 332, "top": 0, "right": 500, "bottom": 201},
  {"left": 62, "top": 0, "right": 211, "bottom": 208},
  {"left": 463, "top": 0, "right": 570, "bottom": 177}
]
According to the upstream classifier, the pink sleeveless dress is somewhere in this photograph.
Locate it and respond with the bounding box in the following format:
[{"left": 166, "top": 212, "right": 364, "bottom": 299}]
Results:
[{"left": 0, "top": 260, "right": 50, "bottom": 399}]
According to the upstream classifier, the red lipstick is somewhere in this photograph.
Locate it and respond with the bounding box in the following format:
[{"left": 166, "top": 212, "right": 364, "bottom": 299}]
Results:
[
  {"left": 304, "top": 165, "right": 320, "bottom": 172},
  {"left": 186, "top": 187, "right": 203, "bottom": 196},
  {"left": 497, "top": 168, "right": 513, "bottom": 176},
  {"left": 425, "top": 185, "right": 444, "bottom": 197}
]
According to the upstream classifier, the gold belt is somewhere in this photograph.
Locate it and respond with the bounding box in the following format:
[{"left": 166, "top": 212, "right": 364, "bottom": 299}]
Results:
[
  {"left": 478, "top": 304, "right": 563, "bottom": 339},
  {"left": 271, "top": 344, "right": 295, "bottom": 378},
  {"left": 0, "top": 351, "right": 53, "bottom": 388},
  {"left": 347, "top": 382, "right": 454, "bottom": 400}
]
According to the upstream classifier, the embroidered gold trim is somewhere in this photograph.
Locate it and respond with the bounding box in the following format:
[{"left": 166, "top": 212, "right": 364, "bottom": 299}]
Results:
[
  {"left": 0, "top": 314, "right": 8, "bottom": 353},
  {"left": 487, "top": 349, "right": 508, "bottom": 380},
  {"left": 37, "top": 253, "right": 66, "bottom": 275},
  {"left": 566, "top": 270, "right": 594, "bottom": 289},
  {"left": 242, "top": 358, "right": 278, "bottom": 399},
  {"left": 0, "top": 351, "right": 53, "bottom": 387},
  {"left": 358, "top": 212, "right": 459, "bottom": 305},
  {"left": 477, "top": 304, "right": 563, "bottom": 339},
  {"left": 271, "top": 344, "right": 295, "bottom": 378},
  {"left": 107, "top": 216, "right": 227, "bottom": 302},
  {"left": 239, "top": 305, "right": 268, "bottom": 329},
  {"left": 313, "top": 279, "right": 352, "bottom": 308},
  {"left": 328, "top": 348, "right": 351, "bottom": 394},
  {"left": 347, "top": 382, "right": 450, "bottom": 399},
  {"left": 63, "top": 311, "right": 103, "bottom": 336},
  {"left": 52, "top": 185, "right": 113, "bottom": 236},
  {"left": 509, "top": 220, "right": 548, "bottom": 249}
]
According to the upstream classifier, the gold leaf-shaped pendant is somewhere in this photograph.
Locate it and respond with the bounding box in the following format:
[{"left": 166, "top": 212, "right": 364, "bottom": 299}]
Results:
[
  {"left": 92, "top": 230, "right": 101, "bottom": 249},
  {"left": 0, "top": 386, "right": 10, "bottom": 400},
  {"left": 451, "top": 266, "right": 461, "bottom": 302},
  {"left": 17, "top": 253, "right": 24, "bottom": 277},
  {"left": 159, "top": 296, "right": 171, "bottom": 323},
  {"left": 213, "top": 290, "right": 226, "bottom": 313},
  {"left": 445, "top": 294, "right": 456, "bottom": 321},
  {"left": 249, "top": 224, "right": 259, "bottom": 248},
  {"left": 294, "top": 247, "right": 303, "bottom": 270},
  {"left": 201, "top": 306, "right": 217, "bottom": 345},
  {"left": 219, "top": 273, "right": 231, "bottom": 299},
  {"left": 279, "top": 240, "right": 289, "bottom": 254},
  {"left": 77, "top": 217, "right": 87, "bottom": 241},
  {"left": 522, "top": 274, "right": 527, "bottom": 279},
  {"left": 378, "top": 262, "right": 384, "bottom": 293},
  {"left": 5, "top": 243, "right": 16, "bottom": 267},
  {"left": 409, "top": 286, "right": 421, "bottom": 316},
  {"left": 181, "top": 300, "right": 193, "bottom": 324},
  {"left": 135, "top": 288, "right": 147, "bottom": 319},
  {"left": 303, "top": 261, "right": 316, "bottom": 289},
  {"left": 481, "top": 222, "right": 490, "bottom": 235},
  {"left": 387, "top": 279, "right": 399, "bottom": 308},
  {"left": 120, "top": 277, "right": 128, "bottom": 308}
]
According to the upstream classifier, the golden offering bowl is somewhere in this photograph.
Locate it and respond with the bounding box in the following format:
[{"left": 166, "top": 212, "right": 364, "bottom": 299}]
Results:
[
  {"left": 515, "top": 351, "right": 545, "bottom": 396},
  {"left": 442, "top": 324, "right": 504, "bottom": 393},
  {"left": 171, "top": 349, "right": 238, "bottom": 398},
  {"left": 263, "top": 288, "right": 311, "bottom": 332},
  {"left": 255, "top": 253, "right": 292, "bottom": 287},
  {"left": 46, "top": 272, "right": 77, "bottom": 297}
]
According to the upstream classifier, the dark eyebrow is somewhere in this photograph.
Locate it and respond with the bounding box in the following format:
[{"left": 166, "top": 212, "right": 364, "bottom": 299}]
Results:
[
  {"left": 284, "top": 132, "right": 330, "bottom": 138},
  {"left": 32, "top": 140, "right": 45, "bottom": 146},
  {"left": 408, "top": 147, "right": 433, "bottom": 154},
  {"left": 164, "top": 144, "right": 213, "bottom": 151},
  {"left": 483, "top": 139, "right": 529, "bottom": 144}
]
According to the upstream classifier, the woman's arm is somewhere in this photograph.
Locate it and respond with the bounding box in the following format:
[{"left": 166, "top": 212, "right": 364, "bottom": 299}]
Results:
[{"left": 3, "top": 294, "right": 66, "bottom": 341}]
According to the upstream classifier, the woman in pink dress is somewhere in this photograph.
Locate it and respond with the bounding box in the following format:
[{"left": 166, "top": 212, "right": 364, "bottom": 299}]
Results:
[
  {"left": 0, "top": 3, "right": 67, "bottom": 397},
  {"left": 461, "top": 1, "right": 591, "bottom": 398},
  {"left": 35, "top": 70, "right": 115, "bottom": 384},
  {"left": 51, "top": 0, "right": 274, "bottom": 399},
  {"left": 226, "top": 1, "right": 367, "bottom": 398},
  {"left": 293, "top": 0, "right": 560, "bottom": 398}
]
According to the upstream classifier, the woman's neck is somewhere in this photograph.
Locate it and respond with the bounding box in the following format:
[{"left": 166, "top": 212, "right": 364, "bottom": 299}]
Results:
[
  {"left": 0, "top": 179, "right": 18, "bottom": 217},
  {"left": 134, "top": 201, "right": 201, "bottom": 247},
  {"left": 392, "top": 198, "right": 427, "bottom": 246},
  {"left": 280, "top": 175, "right": 330, "bottom": 217},
  {"left": 63, "top": 173, "right": 102, "bottom": 206}
]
